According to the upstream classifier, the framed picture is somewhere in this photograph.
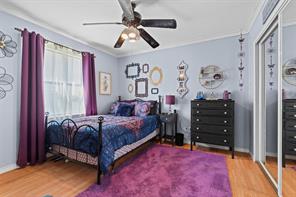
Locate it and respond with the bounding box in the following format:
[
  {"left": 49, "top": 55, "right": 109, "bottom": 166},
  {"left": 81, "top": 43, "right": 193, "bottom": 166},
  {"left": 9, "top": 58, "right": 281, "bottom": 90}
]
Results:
[
  {"left": 99, "top": 72, "right": 112, "bottom": 95},
  {"left": 142, "top": 64, "right": 149, "bottom": 74},
  {"left": 135, "top": 78, "right": 148, "bottom": 97}
]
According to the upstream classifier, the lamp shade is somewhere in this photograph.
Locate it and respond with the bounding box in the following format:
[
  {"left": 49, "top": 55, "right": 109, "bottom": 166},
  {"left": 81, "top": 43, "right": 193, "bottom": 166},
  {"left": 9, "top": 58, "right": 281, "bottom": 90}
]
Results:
[{"left": 165, "top": 95, "right": 175, "bottom": 105}]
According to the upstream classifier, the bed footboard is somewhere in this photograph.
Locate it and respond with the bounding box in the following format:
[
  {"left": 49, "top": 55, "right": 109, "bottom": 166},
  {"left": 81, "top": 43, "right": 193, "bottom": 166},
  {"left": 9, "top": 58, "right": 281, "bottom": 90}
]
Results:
[{"left": 45, "top": 113, "right": 104, "bottom": 184}]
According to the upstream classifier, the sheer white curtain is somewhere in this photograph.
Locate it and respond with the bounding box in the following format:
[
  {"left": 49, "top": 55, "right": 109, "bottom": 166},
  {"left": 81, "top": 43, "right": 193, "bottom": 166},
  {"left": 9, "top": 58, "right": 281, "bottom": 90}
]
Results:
[{"left": 44, "top": 43, "right": 85, "bottom": 118}]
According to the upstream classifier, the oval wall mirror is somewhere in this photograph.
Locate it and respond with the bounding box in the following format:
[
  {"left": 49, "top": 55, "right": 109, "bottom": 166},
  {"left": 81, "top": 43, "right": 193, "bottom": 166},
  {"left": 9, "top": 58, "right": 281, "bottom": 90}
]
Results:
[{"left": 149, "top": 66, "right": 163, "bottom": 86}]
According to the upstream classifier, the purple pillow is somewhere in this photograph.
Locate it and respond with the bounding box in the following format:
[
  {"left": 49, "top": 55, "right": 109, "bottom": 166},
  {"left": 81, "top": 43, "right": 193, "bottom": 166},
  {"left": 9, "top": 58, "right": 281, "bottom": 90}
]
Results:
[
  {"left": 109, "top": 102, "right": 119, "bottom": 115},
  {"left": 135, "top": 102, "right": 152, "bottom": 117},
  {"left": 115, "top": 103, "right": 135, "bottom": 117}
]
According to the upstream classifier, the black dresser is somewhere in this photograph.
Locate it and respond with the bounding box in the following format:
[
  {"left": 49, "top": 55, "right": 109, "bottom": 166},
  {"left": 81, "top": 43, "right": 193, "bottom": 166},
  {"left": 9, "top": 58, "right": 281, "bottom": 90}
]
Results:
[
  {"left": 190, "top": 100, "right": 235, "bottom": 158},
  {"left": 283, "top": 99, "right": 296, "bottom": 167}
]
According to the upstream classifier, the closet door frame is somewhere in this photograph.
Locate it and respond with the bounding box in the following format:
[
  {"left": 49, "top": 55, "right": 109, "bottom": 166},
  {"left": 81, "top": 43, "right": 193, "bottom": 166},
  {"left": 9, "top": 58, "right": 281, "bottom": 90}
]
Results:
[{"left": 253, "top": 1, "right": 290, "bottom": 196}]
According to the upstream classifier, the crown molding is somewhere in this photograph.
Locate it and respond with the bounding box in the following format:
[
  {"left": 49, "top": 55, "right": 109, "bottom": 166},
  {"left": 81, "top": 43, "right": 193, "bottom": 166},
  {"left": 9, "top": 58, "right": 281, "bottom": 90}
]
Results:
[
  {"left": 247, "top": 0, "right": 267, "bottom": 33},
  {"left": 0, "top": 8, "right": 117, "bottom": 57}
]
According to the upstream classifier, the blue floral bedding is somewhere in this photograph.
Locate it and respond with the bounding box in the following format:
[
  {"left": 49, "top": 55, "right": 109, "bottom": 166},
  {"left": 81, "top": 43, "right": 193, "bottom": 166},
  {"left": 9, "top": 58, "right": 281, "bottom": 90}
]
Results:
[{"left": 46, "top": 115, "right": 159, "bottom": 172}]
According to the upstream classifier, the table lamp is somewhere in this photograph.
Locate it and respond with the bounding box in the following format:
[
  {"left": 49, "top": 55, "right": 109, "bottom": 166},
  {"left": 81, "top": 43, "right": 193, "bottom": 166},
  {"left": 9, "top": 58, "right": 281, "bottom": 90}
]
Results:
[{"left": 165, "top": 95, "right": 175, "bottom": 113}]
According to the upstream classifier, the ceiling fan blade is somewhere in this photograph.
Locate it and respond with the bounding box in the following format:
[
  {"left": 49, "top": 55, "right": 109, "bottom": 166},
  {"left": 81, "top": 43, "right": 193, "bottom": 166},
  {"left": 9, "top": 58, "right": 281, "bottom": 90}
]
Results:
[
  {"left": 83, "top": 22, "right": 122, "bottom": 26},
  {"left": 141, "top": 19, "right": 177, "bottom": 29},
  {"left": 114, "top": 32, "right": 126, "bottom": 48},
  {"left": 138, "top": 28, "right": 159, "bottom": 48},
  {"left": 118, "top": 0, "right": 134, "bottom": 21}
]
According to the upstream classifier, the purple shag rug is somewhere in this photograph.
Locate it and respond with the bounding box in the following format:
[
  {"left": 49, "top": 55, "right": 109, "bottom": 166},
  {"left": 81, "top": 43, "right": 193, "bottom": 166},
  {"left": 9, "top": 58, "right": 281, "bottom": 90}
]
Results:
[{"left": 77, "top": 144, "right": 232, "bottom": 197}]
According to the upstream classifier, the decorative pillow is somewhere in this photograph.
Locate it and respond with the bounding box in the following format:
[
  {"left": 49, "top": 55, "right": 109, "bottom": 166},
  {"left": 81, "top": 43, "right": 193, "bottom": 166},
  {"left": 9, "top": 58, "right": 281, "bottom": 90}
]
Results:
[
  {"left": 135, "top": 102, "right": 152, "bottom": 117},
  {"left": 109, "top": 102, "right": 119, "bottom": 115},
  {"left": 147, "top": 100, "right": 158, "bottom": 115},
  {"left": 115, "top": 103, "right": 135, "bottom": 117}
]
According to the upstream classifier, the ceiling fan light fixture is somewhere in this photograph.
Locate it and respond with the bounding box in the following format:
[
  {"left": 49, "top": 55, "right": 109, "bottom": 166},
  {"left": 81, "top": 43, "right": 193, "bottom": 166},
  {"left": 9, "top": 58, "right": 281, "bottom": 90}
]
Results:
[{"left": 121, "top": 28, "right": 129, "bottom": 39}]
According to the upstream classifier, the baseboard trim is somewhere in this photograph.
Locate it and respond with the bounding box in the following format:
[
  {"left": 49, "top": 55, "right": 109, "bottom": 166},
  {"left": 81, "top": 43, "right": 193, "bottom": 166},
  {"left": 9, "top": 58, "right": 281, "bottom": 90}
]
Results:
[
  {"left": 191, "top": 142, "right": 250, "bottom": 154},
  {"left": 0, "top": 164, "right": 19, "bottom": 174}
]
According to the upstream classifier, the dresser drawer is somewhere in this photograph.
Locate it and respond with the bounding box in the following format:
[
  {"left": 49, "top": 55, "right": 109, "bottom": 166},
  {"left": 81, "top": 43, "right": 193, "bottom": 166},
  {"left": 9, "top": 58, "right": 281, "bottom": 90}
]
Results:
[
  {"left": 192, "top": 101, "right": 233, "bottom": 109},
  {"left": 192, "top": 133, "right": 231, "bottom": 146},
  {"left": 192, "top": 116, "right": 232, "bottom": 126},
  {"left": 191, "top": 124, "right": 232, "bottom": 135},
  {"left": 286, "top": 131, "right": 296, "bottom": 143},
  {"left": 284, "top": 121, "right": 296, "bottom": 131},
  {"left": 284, "top": 102, "right": 296, "bottom": 111},
  {"left": 285, "top": 142, "right": 296, "bottom": 155},
  {"left": 284, "top": 112, "right": 296, "bottom": 120},
  {"left": 191, "top": 109, "right": 232, "bottom": 117}
]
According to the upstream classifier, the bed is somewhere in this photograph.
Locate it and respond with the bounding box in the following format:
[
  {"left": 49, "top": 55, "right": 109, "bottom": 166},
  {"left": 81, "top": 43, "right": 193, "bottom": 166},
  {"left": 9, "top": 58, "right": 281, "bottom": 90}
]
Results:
[{"left": 45, "top": 96, "right": 162, "bottom": 184}]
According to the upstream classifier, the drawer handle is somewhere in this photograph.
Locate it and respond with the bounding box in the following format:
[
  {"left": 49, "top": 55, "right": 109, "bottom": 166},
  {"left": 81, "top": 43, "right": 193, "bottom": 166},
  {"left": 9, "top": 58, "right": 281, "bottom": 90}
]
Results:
[
  {"left": 224, "top": 112, "right": 227, "bottom": 115},
  {"left": 224, "top": 140, "right": 227, "bottom": 143},
  {"left": 224, "top": 104, "right": 227, "bottom": 107},
  {"left": 294, "top": 114, "right": 296, "bottom": 117},
  {"left": 197, "top": 119, "right": 200, "bottom": 122},
  {"left": 294, "top": 136, "right": 296, "bottom": 139},
  {"left": 196, "top": 127, "right": 199, "bottom": 130},
  {"left": 197, "top": 111, "right": 200, "bottom": 114},
  {"left": 294, "top": 105, "right": 296, "bottom": 108},
  {"left": 294, "top": 148, "right": 296, "bottom": 152},
  {"left": 224, "top": 129, "right": 227, "bottom": 133},
  {"left": 197, "top": 104, "right": 200, "bottom": 106},
  {"left": 294, "top": 125, "right": 296, "bottom": 128},
  {"left": 224, "top": 120, "right": 228, "bottom": 123},
  {"left": 196, "top": 136, "right": 199, "bottom": 139}
]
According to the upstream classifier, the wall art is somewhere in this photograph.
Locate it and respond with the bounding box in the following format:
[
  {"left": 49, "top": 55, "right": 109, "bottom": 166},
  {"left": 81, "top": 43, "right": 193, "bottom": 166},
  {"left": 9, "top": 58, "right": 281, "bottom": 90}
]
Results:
[
  {"left": 128, "top": 83, "right": 134, "bottom": 94},
  {"left": 0, "top": 66, "right": 14, "bottom": 99},
  {"left": 176, "top": 61, "right": 188, "bottom": 98},
  {"left": 283, "top": 58, "right": 296, "bottom": 86},
  {"left": 135, "top": 78, "right": 148, "bottom": 97},
  {"left": 0, "top": 31, "right": 17, "bottom": 58},
  {"left": 151, "top": 88, "right": 159, "bottom": 95},
  {"left": 267, "top": 33, "right": 275, "bottom": 89},
  {"left": 125, "top": 63, "right": 140, "bottom": 79},
  {"left": 99, "top": 72, "right": 112, "bottom": 95},
  {"left": 149, "top": 66, "right": 163, "bottom": 86},
  {"left": 199, "top": 65, "right": 224, "bottom": 89},
  {"left": 238, "top": 33, "right": 246, "bottom": 90},
  {"left": 142, "top": 63, "right": 149, "bottom": 74}
]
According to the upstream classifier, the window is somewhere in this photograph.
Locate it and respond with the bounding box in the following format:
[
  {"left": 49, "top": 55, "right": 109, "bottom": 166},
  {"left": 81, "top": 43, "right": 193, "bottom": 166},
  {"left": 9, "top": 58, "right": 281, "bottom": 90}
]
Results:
[{"left": 44, "top": 43, "right": 85, "bottom": 118}]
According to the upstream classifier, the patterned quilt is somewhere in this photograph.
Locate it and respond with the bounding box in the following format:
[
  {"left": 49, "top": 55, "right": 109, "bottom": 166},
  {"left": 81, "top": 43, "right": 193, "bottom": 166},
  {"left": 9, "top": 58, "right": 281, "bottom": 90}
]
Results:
[{"left": 46, "top": 115, "right": 159, "bottom": 172}]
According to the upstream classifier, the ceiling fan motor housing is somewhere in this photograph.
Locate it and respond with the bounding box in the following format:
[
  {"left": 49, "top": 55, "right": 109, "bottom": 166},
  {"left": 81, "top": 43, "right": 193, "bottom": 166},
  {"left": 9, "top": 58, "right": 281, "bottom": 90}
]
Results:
[{"left": 122, "top": 11, "right": 142, "bottom": 27}]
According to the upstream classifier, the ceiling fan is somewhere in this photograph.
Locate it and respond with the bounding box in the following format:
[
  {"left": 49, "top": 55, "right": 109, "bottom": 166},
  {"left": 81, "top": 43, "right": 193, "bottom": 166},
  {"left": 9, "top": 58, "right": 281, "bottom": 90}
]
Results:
[{"left": 83, "top": 0, "right": 177, "bottom": 49}]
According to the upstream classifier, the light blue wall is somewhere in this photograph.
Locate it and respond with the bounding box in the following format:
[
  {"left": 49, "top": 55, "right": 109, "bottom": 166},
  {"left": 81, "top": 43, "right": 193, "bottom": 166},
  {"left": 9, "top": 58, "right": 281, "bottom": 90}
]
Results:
[
  {"left": 0, "top": 10, "right": 119, "bottom": 170},
  {"left": 118, "top": 35, "right": 251, "bottom": 151}
]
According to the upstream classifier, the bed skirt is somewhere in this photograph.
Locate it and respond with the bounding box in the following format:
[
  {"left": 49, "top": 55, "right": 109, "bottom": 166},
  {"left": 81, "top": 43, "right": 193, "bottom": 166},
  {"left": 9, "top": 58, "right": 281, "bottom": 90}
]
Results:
[{"left": 51, "top": 129, "right": 159, "bottom": 166}]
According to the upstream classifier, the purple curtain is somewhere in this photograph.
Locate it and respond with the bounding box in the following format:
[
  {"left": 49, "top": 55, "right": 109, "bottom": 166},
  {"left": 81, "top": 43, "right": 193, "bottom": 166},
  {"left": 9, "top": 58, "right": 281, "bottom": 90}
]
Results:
[
  {"left": 17, "top": 29, "right": 45, "bottom": 167},
  {"left": 82, "top": 52, "right": 98, "bottom": 116}
]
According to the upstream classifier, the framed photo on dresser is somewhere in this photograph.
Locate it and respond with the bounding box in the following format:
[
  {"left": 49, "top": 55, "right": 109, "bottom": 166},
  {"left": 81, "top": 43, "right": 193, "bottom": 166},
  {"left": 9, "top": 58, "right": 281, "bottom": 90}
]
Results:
[{"left": 99, "top": 72, "right": 112, "bottom": 95}]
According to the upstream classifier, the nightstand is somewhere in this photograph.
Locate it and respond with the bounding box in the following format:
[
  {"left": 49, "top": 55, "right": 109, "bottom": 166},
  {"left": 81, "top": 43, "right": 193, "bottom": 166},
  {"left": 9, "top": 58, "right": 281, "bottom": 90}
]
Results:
[{"left": 159, "top": 111, "right": 177, "bottom": 146}]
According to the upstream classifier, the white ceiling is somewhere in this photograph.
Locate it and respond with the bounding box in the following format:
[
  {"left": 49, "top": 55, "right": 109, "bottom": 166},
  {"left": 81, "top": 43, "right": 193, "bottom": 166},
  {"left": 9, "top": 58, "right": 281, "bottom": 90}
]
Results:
[{"left": 0, "top": 0, "right": 263, "bottom": 57}]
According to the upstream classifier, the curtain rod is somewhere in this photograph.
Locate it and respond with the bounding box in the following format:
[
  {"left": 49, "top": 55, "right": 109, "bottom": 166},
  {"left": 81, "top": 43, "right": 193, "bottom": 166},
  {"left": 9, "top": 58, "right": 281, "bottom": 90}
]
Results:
[{"left": 14, "top": 27, "right": 96, "bottom": 58}]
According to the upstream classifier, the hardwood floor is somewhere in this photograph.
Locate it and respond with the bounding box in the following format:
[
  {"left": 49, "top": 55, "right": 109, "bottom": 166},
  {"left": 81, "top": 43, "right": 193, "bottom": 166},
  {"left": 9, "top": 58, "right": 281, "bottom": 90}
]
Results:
[
  {"left": 265, "top": 157, "right": 296, "bottom": 197},
  {"left": 0, "top": 144, "right": 277, "bottom": 197}
]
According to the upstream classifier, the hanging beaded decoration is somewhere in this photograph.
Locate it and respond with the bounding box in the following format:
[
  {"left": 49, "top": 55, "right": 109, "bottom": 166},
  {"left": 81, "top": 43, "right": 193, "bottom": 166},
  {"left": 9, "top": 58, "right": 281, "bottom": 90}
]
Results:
[
  {"left": 267, "top": 33, "right": 275, "bottom": 89},
  {"left": 238, "top": 33, "right": 245, "bottom": 90}
]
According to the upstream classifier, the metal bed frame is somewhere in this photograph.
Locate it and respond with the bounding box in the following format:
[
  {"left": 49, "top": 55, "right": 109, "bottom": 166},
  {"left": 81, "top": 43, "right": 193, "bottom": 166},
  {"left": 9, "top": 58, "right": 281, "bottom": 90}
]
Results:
[{"left": 45, "top": 96, "right": 162, "bottom": 184}]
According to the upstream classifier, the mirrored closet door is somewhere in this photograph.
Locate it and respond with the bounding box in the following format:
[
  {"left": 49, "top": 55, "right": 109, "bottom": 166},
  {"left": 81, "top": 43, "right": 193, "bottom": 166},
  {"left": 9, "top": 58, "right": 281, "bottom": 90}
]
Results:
[
  {"left": 258, "top": 22, "right": 280, "bottom": 187},
  {"left": 281, "top": 0, "right": 296, "bottom": 195},
  {"left": 263, "top": 27, "right": 279, "bottom": 183}
]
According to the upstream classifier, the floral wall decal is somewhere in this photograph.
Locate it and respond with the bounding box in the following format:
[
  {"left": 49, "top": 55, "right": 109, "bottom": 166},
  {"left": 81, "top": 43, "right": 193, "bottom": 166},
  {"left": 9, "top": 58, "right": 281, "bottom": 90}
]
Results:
[
  {"left": 0, "top": 66, "right": 14, "bottom": 99},
  {"left": 0, "top": 31, "right": 17, "bottom": 58}
]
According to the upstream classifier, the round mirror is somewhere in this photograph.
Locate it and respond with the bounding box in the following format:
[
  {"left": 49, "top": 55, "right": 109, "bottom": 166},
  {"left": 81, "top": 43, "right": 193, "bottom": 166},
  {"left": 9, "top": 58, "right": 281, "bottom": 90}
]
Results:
[{"left": 149, "top": 66, "right": 163, "bottom": 86}]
